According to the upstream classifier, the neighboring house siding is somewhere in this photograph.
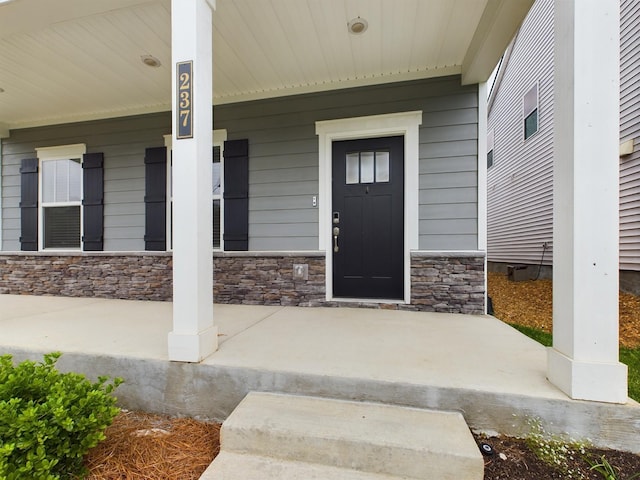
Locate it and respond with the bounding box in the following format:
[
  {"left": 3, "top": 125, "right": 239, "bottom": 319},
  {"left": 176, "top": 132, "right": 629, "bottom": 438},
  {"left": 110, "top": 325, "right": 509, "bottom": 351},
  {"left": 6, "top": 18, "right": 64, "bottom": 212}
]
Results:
[
  {"left": 620, "top": 0, "right": 640, "bottom": 271},
  {"left": 2, "top": 76, "right": 478, "bottom": 252},
  {"left": 1, "top": 113, "right": 170, "bottom": 252},
  {"left": 487, "top": 0, "right": 554, "bottom": 265},
  {"left": 489, "top": 0, "right": 640, "bottom": 274}
]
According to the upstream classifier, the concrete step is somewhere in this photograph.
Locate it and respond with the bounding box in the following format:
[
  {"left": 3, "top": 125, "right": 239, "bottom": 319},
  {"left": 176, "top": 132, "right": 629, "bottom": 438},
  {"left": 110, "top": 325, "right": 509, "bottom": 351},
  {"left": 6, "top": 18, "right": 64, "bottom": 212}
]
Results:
[
  {"left": 201, "top": 452, "right": 407, "bottom": 480},
  {"left": 203, "top": 392, "right": 483, "bottom": 480}
]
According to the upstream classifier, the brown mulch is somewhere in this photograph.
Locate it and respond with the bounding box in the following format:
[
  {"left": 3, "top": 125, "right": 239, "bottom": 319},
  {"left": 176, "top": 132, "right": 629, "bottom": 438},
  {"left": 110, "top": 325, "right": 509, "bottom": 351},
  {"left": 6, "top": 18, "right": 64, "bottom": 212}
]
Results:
[
  {"left": 83, "top": 276, "right": 640, "bottom": 479},
  {"left": 84, "top": 410, "right": 220, "bottom": 479},
  {"left": 488, "top": 272, "right": 640, "bottom": 349},
  {"left": 85, "top": 409, "right": 640, "bottom": 480}
]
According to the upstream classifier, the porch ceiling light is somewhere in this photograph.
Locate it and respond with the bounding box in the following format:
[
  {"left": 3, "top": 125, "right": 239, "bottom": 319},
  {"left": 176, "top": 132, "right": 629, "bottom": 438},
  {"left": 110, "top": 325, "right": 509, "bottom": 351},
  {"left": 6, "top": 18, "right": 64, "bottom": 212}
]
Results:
[
  {"left": 348, "top": 17, "right": 368, "bottom": 35},
  {"left": 141, "top": 55, "right": 161, "bottom": 68}
]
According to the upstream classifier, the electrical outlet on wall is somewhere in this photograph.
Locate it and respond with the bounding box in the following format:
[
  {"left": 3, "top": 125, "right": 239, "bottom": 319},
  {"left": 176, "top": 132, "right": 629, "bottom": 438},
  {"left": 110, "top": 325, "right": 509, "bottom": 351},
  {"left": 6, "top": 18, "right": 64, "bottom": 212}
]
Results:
[{"left": 293, "top": 264, "right": 309, "bottom": 281}]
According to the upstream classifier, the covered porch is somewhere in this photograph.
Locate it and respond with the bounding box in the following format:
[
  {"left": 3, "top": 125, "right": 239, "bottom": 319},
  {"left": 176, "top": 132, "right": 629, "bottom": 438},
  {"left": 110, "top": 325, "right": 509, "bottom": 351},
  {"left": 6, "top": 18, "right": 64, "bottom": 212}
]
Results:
[
  {"left": 1, "top": 293, "right": 638, "bottom": 453},
  {"left": 0, "top": 0, "right": 629, "bottom": 408}
]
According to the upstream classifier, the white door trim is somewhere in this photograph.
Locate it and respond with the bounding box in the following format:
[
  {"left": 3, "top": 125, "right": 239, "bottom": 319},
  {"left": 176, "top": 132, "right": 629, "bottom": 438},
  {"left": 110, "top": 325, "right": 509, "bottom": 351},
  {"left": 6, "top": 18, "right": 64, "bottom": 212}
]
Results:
[{"left": 316, "top": 111, "right": 422, "bottom": 304}]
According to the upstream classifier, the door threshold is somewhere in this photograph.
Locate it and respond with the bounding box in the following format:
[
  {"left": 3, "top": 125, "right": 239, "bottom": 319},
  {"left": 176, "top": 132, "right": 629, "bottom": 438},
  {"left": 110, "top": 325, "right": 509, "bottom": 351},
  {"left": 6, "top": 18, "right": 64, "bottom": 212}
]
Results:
[{"left": 331, "top": 297, "right": 406, "bottom": 305}]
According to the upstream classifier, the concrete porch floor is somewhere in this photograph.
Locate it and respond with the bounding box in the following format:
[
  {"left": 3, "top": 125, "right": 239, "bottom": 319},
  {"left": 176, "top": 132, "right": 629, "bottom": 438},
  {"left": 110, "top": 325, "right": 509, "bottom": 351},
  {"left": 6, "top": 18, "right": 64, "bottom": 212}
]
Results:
[{"left": 1, "top": 294, "right": 638, "bottom": 453}]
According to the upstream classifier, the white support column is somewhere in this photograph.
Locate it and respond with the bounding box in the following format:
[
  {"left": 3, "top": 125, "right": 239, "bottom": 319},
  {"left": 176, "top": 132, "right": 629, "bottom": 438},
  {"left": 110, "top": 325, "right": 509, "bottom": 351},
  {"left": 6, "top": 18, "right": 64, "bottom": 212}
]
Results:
[
  {"left": 548, "top": 0, "right": 627, "bottom": 403},
  {"left": 168, "top": 0, "right": 218, "bottom": 362},
  {"left": 477, "top": 82, "right": 488, "bottom": 314}
]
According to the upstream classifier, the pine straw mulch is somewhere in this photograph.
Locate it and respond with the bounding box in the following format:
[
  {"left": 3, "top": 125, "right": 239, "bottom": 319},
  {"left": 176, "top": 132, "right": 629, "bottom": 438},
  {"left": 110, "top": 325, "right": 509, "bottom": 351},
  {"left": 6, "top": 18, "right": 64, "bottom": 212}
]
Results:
[
  {"left": 488, "top": 272, "right": 640, "bottom": 349},
  {"left": 84, "top": 410, "right": 219, "bottom": 480},
  {"left": 85, "top": 410, "right": 640, "bottom": 480}
]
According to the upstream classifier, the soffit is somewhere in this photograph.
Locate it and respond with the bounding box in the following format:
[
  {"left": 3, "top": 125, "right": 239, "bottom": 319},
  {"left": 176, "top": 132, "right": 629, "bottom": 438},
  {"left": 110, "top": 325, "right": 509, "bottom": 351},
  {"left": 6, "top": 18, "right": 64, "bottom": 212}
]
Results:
[{"left": 0, "top": 0, "right": 530, "bottom": 130}]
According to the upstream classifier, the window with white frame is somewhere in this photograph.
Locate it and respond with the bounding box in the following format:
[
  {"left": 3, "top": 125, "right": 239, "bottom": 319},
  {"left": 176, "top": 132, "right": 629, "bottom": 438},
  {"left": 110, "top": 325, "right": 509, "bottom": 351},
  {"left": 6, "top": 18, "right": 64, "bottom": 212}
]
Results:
[
  {"left": 487, "top": 129, "right": 495, "bottom": 169},
  {"left": 523, "top": 83, "right": 539, "bottom": 140},
  {"left": 37, "top": 144, "right": 86, "bottom": 249},
  {"left": 164, "top": 130, "right": 226, "bottom": 250}
]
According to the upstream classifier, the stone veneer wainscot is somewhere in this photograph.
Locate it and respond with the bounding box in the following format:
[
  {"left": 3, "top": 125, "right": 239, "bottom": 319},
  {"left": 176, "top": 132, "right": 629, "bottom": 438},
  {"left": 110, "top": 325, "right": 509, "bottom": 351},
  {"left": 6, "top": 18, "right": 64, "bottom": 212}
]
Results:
[{"left": 0, "top": 251, "right": 485, "bottom": 313}]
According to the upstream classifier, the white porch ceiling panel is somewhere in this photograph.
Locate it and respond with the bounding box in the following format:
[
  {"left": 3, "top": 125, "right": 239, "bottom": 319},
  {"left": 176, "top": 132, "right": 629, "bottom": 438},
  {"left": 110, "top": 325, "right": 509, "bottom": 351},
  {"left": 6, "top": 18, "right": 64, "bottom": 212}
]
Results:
[{"left": 0, "top": 0, "right": 532, "bottom": 130}]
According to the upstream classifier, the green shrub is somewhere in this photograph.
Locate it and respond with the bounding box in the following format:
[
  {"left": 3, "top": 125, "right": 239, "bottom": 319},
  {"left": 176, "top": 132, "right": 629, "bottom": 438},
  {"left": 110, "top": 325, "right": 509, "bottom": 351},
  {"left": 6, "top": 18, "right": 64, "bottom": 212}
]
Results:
[{"left": 0, "top": 352, "right": 122, "bottom": 479}]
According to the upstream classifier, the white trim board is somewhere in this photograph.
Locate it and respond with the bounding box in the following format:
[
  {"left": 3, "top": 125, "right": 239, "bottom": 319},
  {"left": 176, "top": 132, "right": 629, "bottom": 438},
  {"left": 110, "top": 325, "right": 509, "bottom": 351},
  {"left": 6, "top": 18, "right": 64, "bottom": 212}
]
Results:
[
  {"left": 477, "top": 82, "right": 489, "bottom": 314},
  {"left": 316, "top": 111, "right": 422, "bottom": 304},
  {"left": 0, "top": 139, "right": 3, "bottom": 250},
  {"left": 35, "top": 143, "right": 87, "bottom": 252}
]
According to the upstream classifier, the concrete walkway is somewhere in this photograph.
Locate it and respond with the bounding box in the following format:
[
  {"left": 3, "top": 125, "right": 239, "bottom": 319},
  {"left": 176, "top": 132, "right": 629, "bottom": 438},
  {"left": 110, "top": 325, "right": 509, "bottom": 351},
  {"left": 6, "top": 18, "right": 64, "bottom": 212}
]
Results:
[{"left": 1, "top": 294, "right": 638, "bottom": 452}]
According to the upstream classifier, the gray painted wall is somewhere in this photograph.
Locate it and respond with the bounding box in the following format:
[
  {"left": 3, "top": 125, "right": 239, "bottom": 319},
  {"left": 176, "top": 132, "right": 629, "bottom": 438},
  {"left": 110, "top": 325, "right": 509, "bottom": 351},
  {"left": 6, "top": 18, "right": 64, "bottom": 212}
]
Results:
[
  {"left": 2, "top": 76, "right": 479, "bottom": 252},
  {"left": 1, "top": 113, "right": 170, "bottom": 251},
  {"left": 215, "top": 76, "right": 479, "bottom": 251}
]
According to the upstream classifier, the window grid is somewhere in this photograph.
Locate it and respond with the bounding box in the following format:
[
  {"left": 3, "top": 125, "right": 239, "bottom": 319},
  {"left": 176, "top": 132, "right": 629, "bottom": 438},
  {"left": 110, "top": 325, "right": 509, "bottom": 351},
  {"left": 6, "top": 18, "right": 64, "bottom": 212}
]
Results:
[
  {"left": 36, "top": 144, "right": 86, "bottom": 251},
  {"left": 345, "top": 150, "right": 390, "bottom": 184}
]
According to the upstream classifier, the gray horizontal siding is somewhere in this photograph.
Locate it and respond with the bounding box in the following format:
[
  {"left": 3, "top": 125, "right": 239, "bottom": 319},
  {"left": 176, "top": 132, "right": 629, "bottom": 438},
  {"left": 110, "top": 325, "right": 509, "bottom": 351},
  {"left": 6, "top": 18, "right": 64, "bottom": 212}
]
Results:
[
  {"left": 487, "top": 0, "right": 555, "bottom": 266},
  {"left": 1, "top": 112, "right": 170, "bottom": 251},
  {"left": 214, "top": 75, "right": 478, "bottom": 251},
  {"left": 620, "top": 0, "right": 640, "bottom": 271},
  {"left": 419, "top": 104, "right": 478, "bottom": 250},
  {"left": 2, "top": 76, "right": 479, "bottom": 253}
]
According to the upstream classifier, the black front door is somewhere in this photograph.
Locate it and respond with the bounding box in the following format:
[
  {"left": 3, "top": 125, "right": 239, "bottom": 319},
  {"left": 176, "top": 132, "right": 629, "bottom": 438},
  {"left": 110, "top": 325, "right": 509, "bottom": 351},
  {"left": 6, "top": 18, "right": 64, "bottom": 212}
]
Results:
[{"left": 332, "top": 136, "right": 404, "bottom": 300}]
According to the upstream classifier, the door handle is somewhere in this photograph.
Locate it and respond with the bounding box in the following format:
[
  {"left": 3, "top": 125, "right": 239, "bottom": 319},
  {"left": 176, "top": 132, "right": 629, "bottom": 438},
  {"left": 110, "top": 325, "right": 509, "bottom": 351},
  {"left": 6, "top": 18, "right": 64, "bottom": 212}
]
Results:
[{"left": 333, "top": 234, "right": 339, "bottom": 253}]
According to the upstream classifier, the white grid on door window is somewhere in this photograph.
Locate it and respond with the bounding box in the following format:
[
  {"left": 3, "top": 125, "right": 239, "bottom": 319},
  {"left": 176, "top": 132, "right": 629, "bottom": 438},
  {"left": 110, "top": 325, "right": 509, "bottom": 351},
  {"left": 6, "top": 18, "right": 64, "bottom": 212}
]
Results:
[{"left": 345, "top": 151, "right": 390, "bottom": 184}]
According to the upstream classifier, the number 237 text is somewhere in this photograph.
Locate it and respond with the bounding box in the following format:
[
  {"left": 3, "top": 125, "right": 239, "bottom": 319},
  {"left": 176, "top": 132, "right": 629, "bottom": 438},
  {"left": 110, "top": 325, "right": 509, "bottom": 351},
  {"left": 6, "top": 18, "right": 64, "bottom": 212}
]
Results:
[{"left": 176, "top": 61, "right": 193, "bottom": 139}]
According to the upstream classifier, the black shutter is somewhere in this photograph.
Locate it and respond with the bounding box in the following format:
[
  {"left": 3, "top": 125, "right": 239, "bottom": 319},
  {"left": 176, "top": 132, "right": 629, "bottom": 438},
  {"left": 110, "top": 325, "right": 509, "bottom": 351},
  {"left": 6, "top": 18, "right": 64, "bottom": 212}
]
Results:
[
  {"left": 223, "top": 139, "right": 249, "bottom": 251},
  {"left": 144, "top": 147, "right": 167, "bottom": 251},
  {"left": 82, "top": 152, "right": 104, "bottom": 251},
  {"left": 19, "top": 158, "right": 38, "bottom": 251}
]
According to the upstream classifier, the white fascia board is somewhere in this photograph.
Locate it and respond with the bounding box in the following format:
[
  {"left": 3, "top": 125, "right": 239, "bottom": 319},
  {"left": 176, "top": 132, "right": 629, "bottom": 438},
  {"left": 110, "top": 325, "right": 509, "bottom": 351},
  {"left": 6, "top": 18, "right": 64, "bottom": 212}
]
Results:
[{"left": 462, "top": 0, "right": 534, "bottom": 85}]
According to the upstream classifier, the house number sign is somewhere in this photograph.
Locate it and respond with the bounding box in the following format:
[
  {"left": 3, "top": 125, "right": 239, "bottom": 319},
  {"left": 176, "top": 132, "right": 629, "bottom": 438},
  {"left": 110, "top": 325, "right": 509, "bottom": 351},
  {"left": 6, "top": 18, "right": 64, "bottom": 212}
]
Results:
[{"left": 176, "top": 61, "right": 193, "bottom": 139}]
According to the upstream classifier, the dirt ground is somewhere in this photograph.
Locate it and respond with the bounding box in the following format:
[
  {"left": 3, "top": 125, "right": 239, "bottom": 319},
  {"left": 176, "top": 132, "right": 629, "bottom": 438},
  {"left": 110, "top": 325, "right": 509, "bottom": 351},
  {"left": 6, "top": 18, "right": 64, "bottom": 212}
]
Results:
[{"left": 83, "top": 275, "right": 640, "bottom": 479}]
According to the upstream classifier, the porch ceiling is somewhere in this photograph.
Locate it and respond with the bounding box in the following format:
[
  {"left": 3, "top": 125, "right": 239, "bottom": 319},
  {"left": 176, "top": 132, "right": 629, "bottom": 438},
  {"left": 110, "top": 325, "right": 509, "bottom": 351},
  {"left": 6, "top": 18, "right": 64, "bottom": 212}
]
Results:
[{"left": 0, "top": 0, "right": 532, "bottom": 131}]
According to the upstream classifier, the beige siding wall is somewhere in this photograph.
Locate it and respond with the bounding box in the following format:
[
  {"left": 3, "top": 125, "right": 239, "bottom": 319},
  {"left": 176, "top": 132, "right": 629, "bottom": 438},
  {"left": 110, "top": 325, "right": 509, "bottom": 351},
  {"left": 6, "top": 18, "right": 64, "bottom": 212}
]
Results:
[
  {"left": 487, "top": 0, "right": 554, "bottom": 266},
  {"left": 620, "top": 0, "right": 640, "bottom": 271},
  {"left": 489, "top": 0, "right": 640, "bottom": 273}
]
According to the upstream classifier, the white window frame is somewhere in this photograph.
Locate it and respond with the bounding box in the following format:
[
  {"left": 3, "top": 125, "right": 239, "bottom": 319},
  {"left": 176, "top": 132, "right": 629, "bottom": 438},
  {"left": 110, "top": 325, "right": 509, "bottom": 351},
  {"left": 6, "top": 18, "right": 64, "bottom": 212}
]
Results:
[
  {"left": 316, "top": 111, "right": 422, "bottom": 305},
  {"left": 36, "top": 143, "right": 86, "bottom": 251},
  {"left": 487, "top": 128, "right": 495, "bottom": 169},
  {"left": 163, "top": 129, "right": 227, "bottom": 251},
  {"left": 523, "top": 82, "right": 539, "bottom": 141}
]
